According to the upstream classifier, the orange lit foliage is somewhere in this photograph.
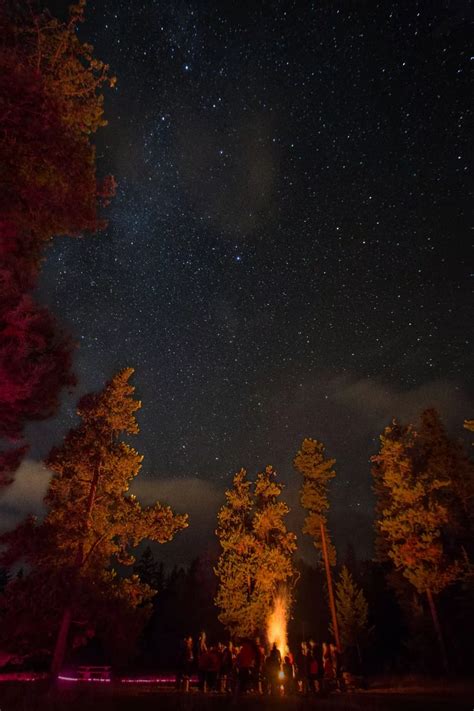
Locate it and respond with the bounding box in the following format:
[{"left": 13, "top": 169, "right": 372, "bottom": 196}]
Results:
[
  {"left": 0, "top": 369, "right": 188, "bottom": 661},
  {"left": 0, "top": 0, "right": 116, "bottom": 243},
  {"left": 332, "top": 566, "right": 369, "bottom": 652},
  {"left": 215, "top": 466, "right": 296, "bottom": 638},
  {"left": 293, "top": 438, "right": 337, "bottom": 566},
  {"left": 371, "top": 410, "right": 468, "bottom": 596},
  {"left": 0, "top": 1, "right": 115, "bottom": 485}
]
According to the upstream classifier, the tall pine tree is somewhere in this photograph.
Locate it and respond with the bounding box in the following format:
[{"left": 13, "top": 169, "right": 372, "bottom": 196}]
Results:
[
  {"left": 371, "top": 410, "right": 471, "bottom": 672},
  {"left": 215, "top": 466, "right": 296, "bottom": 639},
  {"left": 332, "top": 566, "right": 369, "bottom": 664},
  {"left": 294, "top": 438, "right": 340, "bottom": 649},
  {"left": 253, "top": 466, "right": 297, "bottom": 633},
  {"left": 0, "top": 369, "right": 188, "bottom": 671},
  {"left": 134, "top": 546, "right": 165, "bottom": 594},
  {"left": 0, "top": 1, "right": 115, "bottom": 485},
  {"left": 215, "top": 468, "right": 259, "bottom": 637}
]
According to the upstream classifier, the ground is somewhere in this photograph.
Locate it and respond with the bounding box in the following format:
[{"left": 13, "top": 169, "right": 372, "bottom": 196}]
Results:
[{"left": 0, "top": 683, "right": 472, "bottom": 711}]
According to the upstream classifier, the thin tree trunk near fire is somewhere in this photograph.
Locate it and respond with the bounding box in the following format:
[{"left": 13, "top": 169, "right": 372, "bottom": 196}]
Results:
[
  {"left": 320, "top": 521, "right": 340, "bottom": 651},
  {"left": 426, "top": 587, "right": 449, "bottom": 674},
  {"left": 50, "top": 465, "right": 101, "bottom": 677}
]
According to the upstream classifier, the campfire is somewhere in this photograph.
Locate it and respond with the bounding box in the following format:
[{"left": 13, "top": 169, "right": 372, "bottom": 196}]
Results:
[{"left": 266, "top": 593, "right": 288, "bottom": 658}]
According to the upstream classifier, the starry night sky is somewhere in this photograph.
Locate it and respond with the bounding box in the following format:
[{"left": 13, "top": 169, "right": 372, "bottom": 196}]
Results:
[{"left": 7, "top": 1, "right": 473, "bottom": 565}]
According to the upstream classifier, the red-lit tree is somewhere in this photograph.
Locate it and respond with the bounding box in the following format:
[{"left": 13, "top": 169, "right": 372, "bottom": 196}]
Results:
[
  {"left": 0, "top": 1, "right": 116, "bottom": 245},
  {"left": 0, "top": 1, "right": 115, "bottom": 486}
]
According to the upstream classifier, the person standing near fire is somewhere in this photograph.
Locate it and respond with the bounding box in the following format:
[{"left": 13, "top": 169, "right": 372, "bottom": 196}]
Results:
[
  {"left": 236, "top": 638, "right": 257, "bottom": 693},
  {"left": 265, "top": 642, "right": 282, "bottom": 694},
  {"left": 176, "top": 635, "right": 194, "bottom": 692},
  {"left": 196, "top": 632, "right": 208, "bottom": 691},
  {"left": 255, "top": 636, "right": 266, "bottom": 694}
]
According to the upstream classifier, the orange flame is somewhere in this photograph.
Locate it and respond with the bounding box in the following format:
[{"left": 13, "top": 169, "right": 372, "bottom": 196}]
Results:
[{"left": 267, "top": 594, "right": 288, "bottom": 658}]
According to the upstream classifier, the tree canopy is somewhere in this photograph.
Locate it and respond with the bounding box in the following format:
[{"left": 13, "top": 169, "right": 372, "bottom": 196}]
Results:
[
  {"left": 333, "top": 566, "right": 369, "bottom": 652},
  {"left": 0, "top": 369, "right": 188, "bottom": 664},
  {"left": 294, "top": 437, "right": 337, "bottom": 566},
  {"left": 371, "top": 410, "right": 470, "bottom": 596},
  {"left": 215, "top": 466, "right": 296, "bottom": 639},
  {"left": 0, "top": 0, "right": 115, "bottom": 488}
]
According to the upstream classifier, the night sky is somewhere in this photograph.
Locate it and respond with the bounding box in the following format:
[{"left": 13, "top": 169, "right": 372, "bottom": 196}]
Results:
[{"left": 4, "top": 1, "right": 473, "bottom": 565}]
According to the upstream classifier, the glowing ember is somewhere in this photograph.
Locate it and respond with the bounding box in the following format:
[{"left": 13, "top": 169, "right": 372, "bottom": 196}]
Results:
[{"left": 267, "top": 594, "right": 288, "bottom": 658}]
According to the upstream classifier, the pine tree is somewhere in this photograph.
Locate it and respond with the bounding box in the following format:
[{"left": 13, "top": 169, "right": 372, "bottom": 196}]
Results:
[
  {"left": 293, "top": 438, "right": 340, "bottom": 649},
  {"left": 0, "top": 0, "right": 116, "bottom": 243},
  {"left": 0, "top": 369, "right": 188, "bottom": 671},
  {"left": 252, "top": 466, "right": 297, "bottom": 632},
  {"left": 332, "top": 566, "right": 369, "bottom": 661},
  {"left": 134, "top": 546, "right": 164, "bottom": 594},
  {"left": 371, "top": 410, "right": 467, "bottom": 672},
  {"left": 418, "top": 410, "right": 474, "bottom": 555},
  {"left": 294, "top": 438, "right": 336, "bottom": 564},
  {"left": 215, "top": 466, "right": 296, "bottom": 639},
  {"left": 0, "top": 1, "right": 115, "bottom": 484},
  {"left": 371, "top": 422, "right": 419, "bottom": 652},
  {"left": 215, "top": 468, "right": 258, "bottom": 637}
]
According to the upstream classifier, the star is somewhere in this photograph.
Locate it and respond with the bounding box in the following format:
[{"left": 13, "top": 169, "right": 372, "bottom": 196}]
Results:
[{"left": 19, "top": 0, "right": 472, "bottom": 568}]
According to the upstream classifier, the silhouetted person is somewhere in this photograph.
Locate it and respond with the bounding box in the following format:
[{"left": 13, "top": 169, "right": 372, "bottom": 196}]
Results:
[
  {"left": 176, "top": 635, "right": 194, "bottom": 691},
  {"left": 236, "top": 638, "right": 256, "bottom": 694},
  {"left": 265, "top": 643, "right": 281, "bottom": 694}
]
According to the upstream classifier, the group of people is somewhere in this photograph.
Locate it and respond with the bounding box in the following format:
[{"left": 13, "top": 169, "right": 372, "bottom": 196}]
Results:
[{"left": 176, "top": 632, "right": 344, "bottom": 695}]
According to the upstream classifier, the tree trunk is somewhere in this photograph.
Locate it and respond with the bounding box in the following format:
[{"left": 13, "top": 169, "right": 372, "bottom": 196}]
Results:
[
  {"left": 320, "top": 521, "right": 341, "bottom": 651},
  {"left": 51, "top": 605, "right": 72, "bottom": 677},
  {"left": 50, "top": 465, "right": 101, "bottom": 677},
  {"left": 426, "top": 588, "right": 449, "bottom": 674}
]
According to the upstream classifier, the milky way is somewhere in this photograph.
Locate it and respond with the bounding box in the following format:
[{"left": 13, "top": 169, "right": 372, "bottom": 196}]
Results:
[{"left": 24, "top": 0, "right": 472, "bottom": 563}]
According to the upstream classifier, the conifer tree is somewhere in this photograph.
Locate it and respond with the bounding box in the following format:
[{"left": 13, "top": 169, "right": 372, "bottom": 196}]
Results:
[
  {"left": 332, "top": 566, "right": 369, "bottom": 661},
  {"left": 294, "top": 438, "right": 340, "bottom": 649},
  {"left": 252, "top": 466, "right": 297, "bottom": 632},
  {"left": 0, "top": 0, "right": 116, "bottom": 243},
  {"left": 418, "top": 410, "right": 474, "bottom": 554},
  {"left": 215, "top": 466, "right": 296, "bottom": 638},
  {"left": 134, "top": 546, "right": 165, "bottom": 594},
  {"left": 0, "top": 1, "right": 115, "bottom": 484},
  {"left": 0, "top": 369, "right": 188, "bottom": 671},
  {"left": 371, "top": 420, "right": 416, "bottom": 630},
  {"left": 371, "top": 410, "right": 468, "bottom": 672},
  {"left": 215, "top": 469, "right": 258, "bottom": 637},
  {"left": 294, "top": 438, "right": 336, "bottom": 564}
]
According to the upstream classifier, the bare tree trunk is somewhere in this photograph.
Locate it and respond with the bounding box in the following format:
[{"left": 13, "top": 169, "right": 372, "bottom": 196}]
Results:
[
  {"left": 51, "top": 606, "right": 72, "bottom": 677},
  {"left": 426, "top": 588, "right": 449, "bottom": 674},
  {"left": 320, "top": 521, "right": 341, "bottom": 651},
  {"left": 50, "top": 465, "right": 101, "bottom": 677}
]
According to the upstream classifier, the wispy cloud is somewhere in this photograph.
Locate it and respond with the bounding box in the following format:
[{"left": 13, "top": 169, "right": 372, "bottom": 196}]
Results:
[{"left": 0, "top": 459, "right": 51, "bottom": 531}]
